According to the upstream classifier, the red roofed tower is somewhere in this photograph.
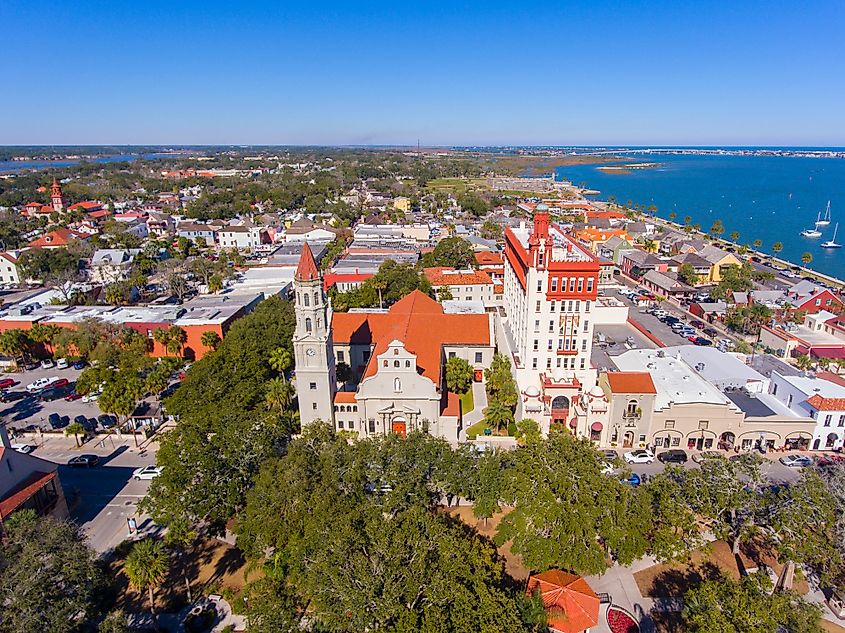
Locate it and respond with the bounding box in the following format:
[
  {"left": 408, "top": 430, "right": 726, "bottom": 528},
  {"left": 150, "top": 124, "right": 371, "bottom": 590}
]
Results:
[
  {"left": 50, "top": 178, "right": 65, "bottom": 212},
  {"left": 293, "top": 243, "right": 336, "bottom": 425}
]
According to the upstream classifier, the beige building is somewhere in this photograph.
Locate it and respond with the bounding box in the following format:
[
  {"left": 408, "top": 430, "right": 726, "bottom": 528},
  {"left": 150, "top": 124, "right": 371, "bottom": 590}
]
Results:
[{"left": 424, "top": 267, "right": 497, "bottom": 306}]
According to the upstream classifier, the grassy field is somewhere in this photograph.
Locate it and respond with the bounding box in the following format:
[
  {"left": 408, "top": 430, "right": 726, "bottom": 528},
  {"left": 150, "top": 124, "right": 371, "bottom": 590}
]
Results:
[
  {"left": 460, "top": 388, "right": 474, "bottom": 414},
  {"left": 426, "top": 177, "right": 488, "bottom": 195}
]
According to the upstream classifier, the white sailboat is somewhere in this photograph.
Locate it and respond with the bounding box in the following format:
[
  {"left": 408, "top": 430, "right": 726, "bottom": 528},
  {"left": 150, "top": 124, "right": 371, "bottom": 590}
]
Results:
[
  {"left": 817, "top": 200, "right": 832, "bottom": 227},
  {"left": 801, "top": 211, "right": 823, "bottom": 237},
  {"left": 820, "top": 222, "right": 841, "bottom": 249}
]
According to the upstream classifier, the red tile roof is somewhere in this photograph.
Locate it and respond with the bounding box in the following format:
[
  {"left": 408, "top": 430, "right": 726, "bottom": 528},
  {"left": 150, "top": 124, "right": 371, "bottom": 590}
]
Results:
[
  {"left": 806, "top": 394, "right": 845, "bottom": 411},
  {"left": 0, "top": 466, "right": 56, "bottom": 520},
  {"left": 334, "top": 391, "right": 358, "bottom": 403},
  {"left": 68, "top": 201, "right": 103, "bottom": 211},
  {"left": 527, "top": 570, "right": 599, "bottom": 633},
  {"left": 606, "top": 371, "right": 657, "bottom": 394},
  {"left": 423, "top": 266, "right": 493, "bottom": 286},
  {"left": 332, "top": 290, "right": 490, "bottom": 386},
  {"left": 474, "top": 251, "right": 503, "bottom": 266},
  {"left": 440, "top": 389, "right": 461, "bottom": 416},
  {"left": 295, "top": 243, "right": 320, "bottom": 281},
  {"left": 27, "top": 228, "right": 88, "bottom": 248}
]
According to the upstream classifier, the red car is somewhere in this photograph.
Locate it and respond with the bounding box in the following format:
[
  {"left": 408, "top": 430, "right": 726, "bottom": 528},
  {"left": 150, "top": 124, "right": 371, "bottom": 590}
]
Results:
[
  {"left": 51, "top": 378, "right": 70, "bottom": 388},
  {"left": 0, "top": 378, "right": 15, "bottom": 389},
  {"left": 64, "top": 392, "right": 83, "bottom": 401}
]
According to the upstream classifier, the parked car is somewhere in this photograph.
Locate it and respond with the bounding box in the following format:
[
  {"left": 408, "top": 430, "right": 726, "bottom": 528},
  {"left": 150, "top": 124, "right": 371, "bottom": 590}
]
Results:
[
  {"left": 39, "top": 386, "right": 72, "bottom": 402},
  {"left": 56, "top": 358, "right": 69, "bottom": 369},
  {"left": 0, "top": 390, "right": 27, "bottom": 403},
  {"left": 50, "top": 378, "right": 69, "bottom": 388},
  {"left": 73, "top": 360, "right": 87, "bottom": 370},
  {"left": 703, "top": 327, "right": 719, "bottom": 337},
  {"left": 73, "top": 415, "right": 96, "bottom": 431},
  {"left": 40, "top": 359, "right": 55, "bottom": 369},
  {"left": 692, "top": 451, "right": 725, "bottom": 463},
  {"left": 601, "top": 449, "right": 618, "bottom": 461},
  {"left": 133, "top": 465, "right": 163, "bottom": 480},
  {"left": 47, "top": 413, "right": 70, "bottom": 429},
  {"left": 622, "top": 473, "right": 642, "bottom": 486},
  {"left": 82, "top": 392, "right": 99, "bottom": 403},
  {"left": 690, "top": 320, "right": 706, "bottom": 329},
  {"left": 658, "top": 449, "right": 689, "bottom": 464},
  {"left": 64, "top": 392, "right": 83, "bottom": 401},
  {"left": 68, "top": 454, "right": 100, "bottom": 468},
  {"left": 779, "top": 455, "right": 813, "bottom": 468},
  {"left": 0, "top": 378, "right": 16, "bottom": 389},
  {"left": 624, "top": 449, "right": 655, "bottom": 464},
  {"left": 98, "top": 414, "right": 117, "bottom": 428},
  {"left": 10, "top": 443, "right": 34, "bottom": 454},
  {"left": 26, "top": 377, "right": 53, "bottom": 392},
  {"left": 692, "top": 336, "right": 713, "bottom": 346}
]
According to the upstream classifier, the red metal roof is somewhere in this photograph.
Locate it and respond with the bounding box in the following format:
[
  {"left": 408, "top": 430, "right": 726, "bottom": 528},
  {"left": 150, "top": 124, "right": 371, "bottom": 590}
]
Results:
[{"left": 0, "top": 468, "right": 56, "bottom": 520}]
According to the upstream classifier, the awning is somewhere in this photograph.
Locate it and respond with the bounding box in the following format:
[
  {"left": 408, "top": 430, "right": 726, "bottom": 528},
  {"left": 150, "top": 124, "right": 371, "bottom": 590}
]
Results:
[
  {"left": 569, "top": 418, "right": 578, "bottom": 429},
  {"left": 591, "top": 422, "right": 603, "bottom": 432},
  {"left": 809, "top": 347, "right": 845, "bottom": 359}
]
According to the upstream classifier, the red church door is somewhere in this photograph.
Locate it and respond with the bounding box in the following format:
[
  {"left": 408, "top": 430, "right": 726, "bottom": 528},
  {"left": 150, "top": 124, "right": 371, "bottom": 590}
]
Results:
[{"left": 392, "top": 421, "right": 407, "bottom": 438}]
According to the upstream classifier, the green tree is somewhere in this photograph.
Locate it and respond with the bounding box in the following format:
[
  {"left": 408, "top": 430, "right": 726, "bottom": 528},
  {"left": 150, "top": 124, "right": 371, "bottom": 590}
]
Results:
[
  {"left": 802, "top": 251, "right": 813, "bottom": 267},
  {"left": 124, "top": 539, "right": 169, "bottom": 621},
  {"left": 483, "top": 399, "right": 513, "bottom": 433},
  {"left": 677, "top": 263, "right": 699, "bottom": 286},
  {"left": 640, "top": 468, "right": 706, "bottom": 562},
  {"left": 709, "top": 219, "right": 725, "bottom": 238},
  {"left": 200, "top": 330, "right": 221, "bottom": 352},
  {"left": 668, "top": 211, "right": 677, "bottom": 221},
  {"left": 729, "top": 230, "right": 740, "bottom": 242},
  {"left": 265, "top": 377, "right": 295, "bottom": 412},
  {"left": 0, "top": 510, "right": 106, "bottom": 633},
  {"left": 64, "top": 421, "right": 86, "bottom": 447},
  {"left": 773, "top": 241, "right": 784, "bottom": 254},
  {"left": 269, "top": 346, "right": 292, "bottom": 378},
  {"left": 445, "top": 356, "right": 474, "bottom": 395},
  {"left": 372, "top": 277, "right": 387, "bottom": 309},
  {"left": 164, "top": 326, "right": 186, "bottom": 357},
  {"left": 208, "top": 273, "right": 223, "bottom": 294},
  {"left": 682, "top": 572, "right": 821, "bottom": 633},
  {"left": 437, "top": 285, "right": 454, "bottom": 301},
  {"left": 0, "top": 328, "right": 32, "bottom": 362},
  {"left": 425, "top": 236, "right": 476, "bottom": 268},
  {"left": 753, "top": 239, "right": 763, "bottom": 249}
]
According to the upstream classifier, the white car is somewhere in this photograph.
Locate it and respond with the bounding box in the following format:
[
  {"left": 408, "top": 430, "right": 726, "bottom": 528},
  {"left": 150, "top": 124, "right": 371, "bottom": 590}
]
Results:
[
  {"left": 624, "top": 449, "right": 655, "bottom": 464},
  {"left": 82, "top": 392, "right": 99, "bottom": 403},
  {"left": 779, "top": 455, "right": 813, "bottom": 468},
  {"left": 40, "top": 359, "right": 55, "bottom": 369},
  {"left": 11, "top": 443, "right": 34, "bottom": 454},
  {"left": 26, "top": 377, "right": 54, "bottom": 392},
  {"left": 133, "top": 465, "right": 163, "bottom": 480},
  {"left": 56, "top": 358, "right": 68, "bottom": 369},
  {"left": 600, "top": 461, "right": 615, "bottom": 475}
]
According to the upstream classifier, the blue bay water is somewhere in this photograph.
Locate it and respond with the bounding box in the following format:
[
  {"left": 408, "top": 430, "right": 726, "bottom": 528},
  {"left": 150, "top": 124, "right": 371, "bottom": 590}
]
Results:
[{"left": 556, "top": 153, "right": 845, "bottom": 280}]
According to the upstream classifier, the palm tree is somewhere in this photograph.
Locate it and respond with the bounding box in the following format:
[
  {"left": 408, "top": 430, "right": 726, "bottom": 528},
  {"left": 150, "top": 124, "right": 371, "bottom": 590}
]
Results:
[
  {"left": 265, "top": 377, "right": 294, "bottom": 411},
  {"left": 152, "top": 328, "right": 170, "bottom": 355},
  {"left": 164, "top": 326, "right": 186, "bottom": 357},
  {"left": 683, "top": 215, "right": 692, "bottom": 226},
  {"left": 0, "top": 329, "right": 31, "bottom": 363},
  {"left": 64, "top": 422, "right": 85, "bottom": 447},
  {"left": 795, "top": 354, "right": 814, "bottom": 371},
  {"left": 483, "top": 400, "right": 513, "bottom": 434},
  {"left": 372, "top": 277, "right": 387, "bottom": 309},
  {"left": 729, "top": 231, "right": 740, "bottom": 243},
  {"left": 200, "top": 331, "right": 221, "bottom": 351},
  {"left": 753, "top": 239, "right": 763, "bottom": 249},
  {"left": 208, "top": 273, "right": 223, "bottom": 294},
  {"left": 668, "top": 211, "right": 677, "bottom": 222},
  {"left": 772, "top": 241, "right": 784, "bottom": 255},
  {"left": 801, "top": 252, "right": 813, "bottom": 267},
  {"left": 125, "top": 539, "right": 169, "bottom": 623},
  {"left": 269, "top": 347, "right": 292, "bottom": 380}
]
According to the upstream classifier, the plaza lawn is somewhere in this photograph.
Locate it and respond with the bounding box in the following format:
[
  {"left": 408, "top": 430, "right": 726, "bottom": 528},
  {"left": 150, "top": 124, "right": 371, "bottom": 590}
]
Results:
[{"left": 460, "top": 389, "right": 474, "bottom": 414}]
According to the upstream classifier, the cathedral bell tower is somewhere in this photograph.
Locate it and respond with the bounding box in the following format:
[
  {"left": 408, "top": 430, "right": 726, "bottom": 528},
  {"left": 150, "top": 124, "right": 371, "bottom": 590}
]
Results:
[
  {"left": 50, "top": 178, "right": 65, "bottom": 212},
  {"left": 293, "top": 243, "right": 336, "bottom": 426}
]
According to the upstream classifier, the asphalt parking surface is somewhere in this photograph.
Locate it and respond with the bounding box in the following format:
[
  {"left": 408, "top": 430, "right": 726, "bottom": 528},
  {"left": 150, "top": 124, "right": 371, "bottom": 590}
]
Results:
[{"left": 1, "top": 365, "right": 105, "bottom": 432}]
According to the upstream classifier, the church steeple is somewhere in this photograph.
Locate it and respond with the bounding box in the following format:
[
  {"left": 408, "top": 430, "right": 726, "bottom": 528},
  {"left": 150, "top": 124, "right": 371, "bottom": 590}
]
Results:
[
  {"left": 50, "top": 178, "right": 65, "bottom": 212},
  {"left": 293, "top": 243, "right": 336, "bottom": 426}
]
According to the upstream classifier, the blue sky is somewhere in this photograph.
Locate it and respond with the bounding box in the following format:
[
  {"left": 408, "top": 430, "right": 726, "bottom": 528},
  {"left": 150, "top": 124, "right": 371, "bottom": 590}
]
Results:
[{"left": 2, "top": 0, "right": 844, "bottom": 146}]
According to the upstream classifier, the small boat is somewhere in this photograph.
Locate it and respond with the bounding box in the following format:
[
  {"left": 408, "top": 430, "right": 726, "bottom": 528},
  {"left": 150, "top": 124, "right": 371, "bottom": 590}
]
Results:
[
  {"left": 820, "top": 223, "right": 841, "bottom": 249},
  {"left": 817, "top": 201, "right": 832, "bottom": 227},
  {"left": 801, "top": 212, "right": 823, "bottom": 237}
]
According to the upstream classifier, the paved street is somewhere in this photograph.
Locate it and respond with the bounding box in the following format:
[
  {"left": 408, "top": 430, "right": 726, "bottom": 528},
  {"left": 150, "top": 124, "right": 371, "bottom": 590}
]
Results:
[{"left": 30, "top": 435, "right": 160, "bottom": 553}]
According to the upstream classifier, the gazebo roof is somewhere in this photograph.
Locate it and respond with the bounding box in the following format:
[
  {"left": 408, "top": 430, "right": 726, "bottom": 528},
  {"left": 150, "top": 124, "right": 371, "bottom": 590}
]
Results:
[{"left": 526, "top": 570, "right": 599, "bottom": 633}]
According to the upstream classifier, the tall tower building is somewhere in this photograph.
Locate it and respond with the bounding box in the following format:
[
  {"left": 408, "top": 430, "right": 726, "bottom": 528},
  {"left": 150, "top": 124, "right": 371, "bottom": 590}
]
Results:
[
  {"left": 293, "top": 243, "right": 336, "bottom": 426},
  {"left": 50, "top": 178, "right": 65, "bottom": 212}
]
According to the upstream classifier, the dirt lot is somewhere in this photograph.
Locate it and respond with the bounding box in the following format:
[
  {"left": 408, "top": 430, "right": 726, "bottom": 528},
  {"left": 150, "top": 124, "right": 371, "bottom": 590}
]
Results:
[{"left": 109, "top": 537, "right": 256, "bottom": 614}]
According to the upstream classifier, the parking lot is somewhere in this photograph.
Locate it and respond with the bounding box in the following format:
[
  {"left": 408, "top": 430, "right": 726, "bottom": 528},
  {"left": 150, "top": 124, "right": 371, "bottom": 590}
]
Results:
[{"left": 1, "top": 364, "right": 106, "bottom": 433}]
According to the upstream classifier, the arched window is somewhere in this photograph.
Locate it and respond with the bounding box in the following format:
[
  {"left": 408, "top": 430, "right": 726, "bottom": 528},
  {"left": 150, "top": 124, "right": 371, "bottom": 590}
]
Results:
[
  {"left": 303, "top": 293, "right": 310, "bottom": 307},
  {"left": 383, "top": 360, "right": 388, "bottom": 367},
  {"left": 394, "top": 348, "right": 399, "bottom": 355},
  {"left": 394, "top": 377, "right": 402, "bottom": 393},
  {"left": 317, "top": 317, "right": 322, "bottom": 329},
  {"left": 626, "top": 399, "right": 638, "bottom": 416},
  {"left": 305, "top": 318, "right": 312, "bottom": 333},
  {"left": 405, "top": 360, "right": 411, "bottom": 368},
  {"left": 313, "top": 291, "right": 319, "bottom": 305},
  {"left": 394, "top": 360, "right": 400, "bottom": 367}
]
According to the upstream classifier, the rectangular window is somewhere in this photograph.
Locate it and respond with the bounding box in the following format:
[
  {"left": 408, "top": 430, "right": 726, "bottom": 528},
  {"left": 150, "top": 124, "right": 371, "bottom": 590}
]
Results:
[
  {"left": 698, "top": 420, "right": 709, "bottom": 430},
  {"left": 534, "top": 320, "right": 540, "bottom": 332},
  {"left": 550, "top": 300, "right": 556, "bottom": 312},
  {"left": 638, "top": 434, "right": 647, "bottom": 444},
  {"left": 583, "top": 319, "right": 589, "bottom": 333},
  {"left": 475, "top": 352, "right": 483, "bottom": 363},
  {"left": 575, "top": 301, "right": 581, "bottom": 312},
  {"left": 549, "top": 320, "right": 555, "bottom": 333},
  {"left": 368, "top": 419, "right": 376, "bottom": 433},
  {"left": 585, "top": 300, "right": 591, "bottom": 313},
  {"left": 665, "top": 420, "right": 676, "bottom": 429},
  {"left": 536, "top": 301, "right": 541, "bottom": 312},
  {"left": 309, "top": 382, "right": 317, "bottom": 390},
  {"left": 537, "top": 279, "right": 542, "bottom": 292},
  {"left": 580, "top": 358, "right": 585, "bottom": 369},
  {"left": 825, "top": 414, "right": 833, "bottom": 427},
  {"left": 533, "top": 339, "right": 539, "bottom": 351},
  {"left": 532, "top": 358, "right": 538, "bottom": 369},
  {"left": 568, "top": 300, "right": 574, "bottom": 312},
  {"left": 581, "top": 339, "right": 587, "bottom": 351},
  {"left": 337, "top": 420, "right": 344, "bottom": 429},
  {"left": 449, "top": 351, "right": 456, "bottom": 359},
  {"left": 839, "top": 415, "right": 845, "bottom": 427},
  {"left": 578, "top": 278, "right": 584, "bottom": 292},
  {"left": 561, "top": 277, "right": 567, "bottom": 293},
  {"left": 546, "top": 358, "right": 552, "bottom": 369},
  {"left": 547, "top": 339, "right": 553, "bottom": 351},
  {"left": 551, "top": 278, "right": 558, "bottom": 292},
  {"left": 556, "top": 358, "right": 561, "bottom": 367},
  {"left": 587, "top": 277, "right": 594, "bottom": 292},
  {"left": 312, "top": 402, "right": 318, "bottom": 410},
  {"left": 337, "top": 350, "right": 345, "bottom": 362},
  {"left": 558, "top": 339, "right": 564, "bottom": 351},
  {"left": 787, "top": 394, "right": 792, "bottom": 407},
  {"left": 569, "top": 278, "right": 576, "bottom": 292},
  {"left": 671, "top": 436, "right": 681, "bottom": 447}
]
